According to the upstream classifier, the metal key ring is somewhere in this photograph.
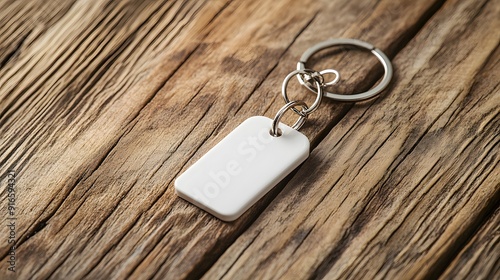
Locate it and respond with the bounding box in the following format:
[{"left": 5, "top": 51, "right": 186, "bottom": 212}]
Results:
[
  {"left": 297, "top": 38, "right": 393, "bottom": 102},
  {"left": 282, "top": 69, "right": 323, "bottom": 116},
  {"left": 271, "top": 100, "right": 308, "bottom": 137}
]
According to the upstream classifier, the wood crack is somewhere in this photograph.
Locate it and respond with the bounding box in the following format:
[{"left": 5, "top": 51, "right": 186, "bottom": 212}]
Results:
[
  {"left": 123, "top": 215, "right": 174, "bottom": 280},
  {"left": 0, "top": 30, "right": 31, "bottom": 69},
  {"left": 219, "top": 229, "right": 263, "bottom": 280},
  {"left": 428, "top": 191, "right": 500, "bottom": 279},
  {"left": 81, "top": 192, "right": 145, "bottom": 279}
]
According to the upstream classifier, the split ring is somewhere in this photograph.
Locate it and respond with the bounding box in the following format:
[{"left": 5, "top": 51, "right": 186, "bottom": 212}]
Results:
[
  {"left": 282, "top": 69, "right": 323, "bottom": 116},
  {"left": 271, "top": 100, "right": 308, "bottom": 137},
  {"left": 297, "top": 38, "right": 393, "bottom": 102}
]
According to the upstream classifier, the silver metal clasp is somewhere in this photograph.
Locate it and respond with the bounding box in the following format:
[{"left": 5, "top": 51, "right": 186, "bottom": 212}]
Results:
[{"left": 297, "top": 38, "right": 393, "bottom": 102}]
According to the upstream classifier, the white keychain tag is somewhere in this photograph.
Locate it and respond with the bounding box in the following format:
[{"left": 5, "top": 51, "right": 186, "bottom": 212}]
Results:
[
  {"left": 175, "top": 116, "right": 309, "bottom": 221},
  {"left": 175, "top": 39, "right": 393, "bottom": 221}
]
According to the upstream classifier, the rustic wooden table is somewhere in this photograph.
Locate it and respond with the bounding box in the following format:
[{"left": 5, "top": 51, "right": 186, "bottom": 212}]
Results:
[{"left": 0, "top": 0, "right": 498, "bottom": 279}]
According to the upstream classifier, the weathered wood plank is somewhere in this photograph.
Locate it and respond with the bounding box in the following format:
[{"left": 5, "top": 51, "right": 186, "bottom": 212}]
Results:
[
  {"left": 1, "top": 0, "right": 447, "bottom": 278},
  {"left": 440, "top": 206, "right": 500, "bottom": 280},
  {"left": 203, "top": 0, "right": 500, "bottom": 278},
  {"left": 0, "top": 0, "right": 231, "bottom": 276},
  {"left": 89, "top": 0, "right": 452, "bottom": 278},
  {"left": 1, "top": 0, "right": 496, "bottom": 279}
]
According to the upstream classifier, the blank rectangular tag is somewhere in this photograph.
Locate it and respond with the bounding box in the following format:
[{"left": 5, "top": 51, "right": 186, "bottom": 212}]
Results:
[{"left": 175, "top": 116, "right": 310, "bottom": 221}]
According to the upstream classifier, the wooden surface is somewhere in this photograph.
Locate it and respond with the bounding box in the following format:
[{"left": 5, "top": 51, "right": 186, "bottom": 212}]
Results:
[
  {"left": 0, "top": 0, "right": 498, "bottom": 279},
  {"left": 441, "top": 207, "right": 500, "bottom": 279}
]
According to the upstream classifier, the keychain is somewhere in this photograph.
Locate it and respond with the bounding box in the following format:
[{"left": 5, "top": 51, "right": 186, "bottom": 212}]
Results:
[{"left": 175, "top": 38, "right": 393, "bottom": 221}]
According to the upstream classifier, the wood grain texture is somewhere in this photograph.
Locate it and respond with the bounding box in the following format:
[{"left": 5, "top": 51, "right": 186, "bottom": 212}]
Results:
[
  {"left": 440, "top": 207, "right": 500, "bottom": 280},
  {"left": 0, "top": 0, "right": 77, "bottom": 67},
  {"left": 204, "top": 0, "right": 500, "bottom": 278},
  {"left": 0, "top": 0, "right": 498, "bottom": 279}
]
